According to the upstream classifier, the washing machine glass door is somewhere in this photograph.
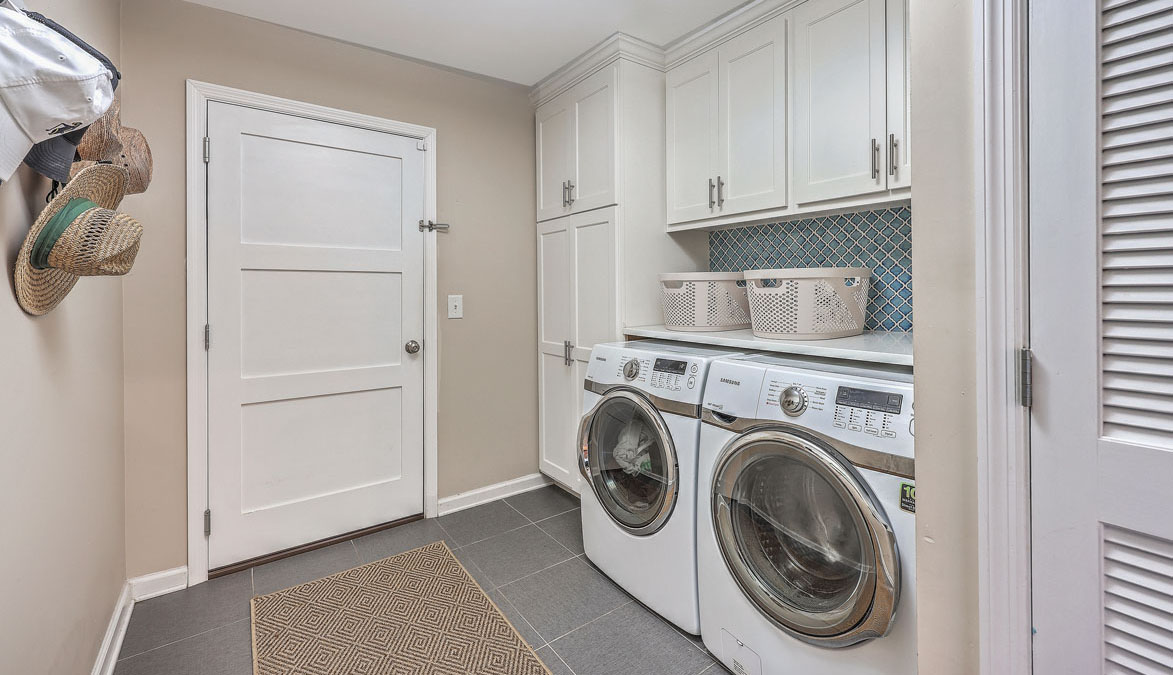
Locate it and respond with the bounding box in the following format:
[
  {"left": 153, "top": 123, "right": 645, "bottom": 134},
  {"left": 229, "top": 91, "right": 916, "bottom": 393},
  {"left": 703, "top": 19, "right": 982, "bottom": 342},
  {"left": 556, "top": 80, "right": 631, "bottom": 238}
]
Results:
[
  {"left": 712, "top": 428, "right": 899, "bottom": 648},
  {"left": 580, "top": 389, "right": 678, "bottom": 536}
]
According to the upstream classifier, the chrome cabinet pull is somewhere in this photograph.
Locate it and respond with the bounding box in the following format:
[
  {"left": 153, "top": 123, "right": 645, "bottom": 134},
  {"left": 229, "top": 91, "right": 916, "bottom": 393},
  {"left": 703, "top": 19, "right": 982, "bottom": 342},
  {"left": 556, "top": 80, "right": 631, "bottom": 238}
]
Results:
[
  {"left": 708, "top": 178, "right": 716, "bottom": 209},
  {"left": 889, "top": 134, "right": 899, "bottom": 176},
  {"left": 717, "top": 176, "right": 725, "bottom": 207},
  {"left": 567, "top": 180, "right": 575, "bottom": 206},
  {"left": 561, "top": 181, "right": 568, "bottom": 207},
  {"left": 563, "top": 340, "right": 574, "bottom": 366},
  {"left": 871, "top": 139, "right": 880, "bottom": 180}
]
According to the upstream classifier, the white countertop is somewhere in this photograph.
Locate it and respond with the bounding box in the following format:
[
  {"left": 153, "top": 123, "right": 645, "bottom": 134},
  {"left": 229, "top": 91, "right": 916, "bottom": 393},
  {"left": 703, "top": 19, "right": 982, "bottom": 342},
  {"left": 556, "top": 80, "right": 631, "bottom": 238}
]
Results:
[{"left": 622, "top": 325, "right": 914, "bottom": 367}]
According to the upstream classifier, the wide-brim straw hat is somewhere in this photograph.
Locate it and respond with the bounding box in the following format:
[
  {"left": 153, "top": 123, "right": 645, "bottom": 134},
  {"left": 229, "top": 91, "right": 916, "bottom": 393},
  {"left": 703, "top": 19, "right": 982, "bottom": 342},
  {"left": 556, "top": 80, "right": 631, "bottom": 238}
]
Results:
[{"left": 15, "top": 163, "right": 141, "bottom": 315}]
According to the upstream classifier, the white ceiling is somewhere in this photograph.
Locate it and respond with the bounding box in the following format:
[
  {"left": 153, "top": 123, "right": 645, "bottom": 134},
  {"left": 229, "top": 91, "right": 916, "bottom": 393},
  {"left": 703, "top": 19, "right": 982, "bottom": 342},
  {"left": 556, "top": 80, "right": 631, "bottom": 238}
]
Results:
[{"left": 183, "top": 0, "right": 749, "bottom": 85}]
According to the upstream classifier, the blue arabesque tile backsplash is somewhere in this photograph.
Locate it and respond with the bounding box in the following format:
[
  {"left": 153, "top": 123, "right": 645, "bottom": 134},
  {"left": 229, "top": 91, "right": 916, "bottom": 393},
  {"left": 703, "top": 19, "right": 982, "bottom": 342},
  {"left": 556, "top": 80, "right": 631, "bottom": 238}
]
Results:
[{"left": 709, "top": 206, "right": 913, "bottom": 331}]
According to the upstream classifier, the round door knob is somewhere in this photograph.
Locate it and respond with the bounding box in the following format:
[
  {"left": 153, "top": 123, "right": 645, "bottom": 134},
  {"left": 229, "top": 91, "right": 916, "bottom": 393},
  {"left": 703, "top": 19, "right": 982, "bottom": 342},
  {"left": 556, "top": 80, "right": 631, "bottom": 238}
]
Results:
[
  {"left": 623, "top": 360, "right": 640, "bottom": 381},
  {"left": 781, "top": 386, "right": 808, "bottom": 417},
  {"left": 405, "top": 340, "right": 421, "bottom": 354}
]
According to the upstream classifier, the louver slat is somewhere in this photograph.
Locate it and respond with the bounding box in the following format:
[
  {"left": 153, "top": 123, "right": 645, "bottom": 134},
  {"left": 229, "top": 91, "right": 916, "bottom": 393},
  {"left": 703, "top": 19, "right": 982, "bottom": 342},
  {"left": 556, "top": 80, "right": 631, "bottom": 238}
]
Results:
[
  {"left": 1102, "top": 526, "right": 1173, "bottom": 673},
  {"left": 1100, "top": 0, "right": 1173, "bottom": 457}
]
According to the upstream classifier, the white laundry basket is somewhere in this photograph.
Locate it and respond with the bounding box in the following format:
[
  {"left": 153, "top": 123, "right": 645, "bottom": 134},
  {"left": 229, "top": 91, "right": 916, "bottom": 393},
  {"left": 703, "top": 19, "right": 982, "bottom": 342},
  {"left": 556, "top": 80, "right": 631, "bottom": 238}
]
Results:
[
  {"left": 659, "top": 272, "right": 751, "bottom": 331},
  {"left": 744, "top": 268, "right": 872, "bottom": 340}
]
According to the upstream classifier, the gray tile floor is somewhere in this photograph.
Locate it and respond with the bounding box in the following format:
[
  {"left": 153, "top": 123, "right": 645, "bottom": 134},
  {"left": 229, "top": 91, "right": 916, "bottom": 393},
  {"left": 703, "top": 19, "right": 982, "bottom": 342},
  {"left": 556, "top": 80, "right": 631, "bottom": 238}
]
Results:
[{"left": 114, "top": 486, "right": 731, "bottom": 675}]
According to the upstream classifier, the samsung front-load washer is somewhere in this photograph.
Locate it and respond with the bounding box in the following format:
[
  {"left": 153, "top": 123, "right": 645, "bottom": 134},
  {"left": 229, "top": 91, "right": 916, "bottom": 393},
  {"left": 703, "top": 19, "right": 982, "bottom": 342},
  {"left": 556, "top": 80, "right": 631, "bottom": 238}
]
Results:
[
  {"left": 578, "top": 340, "right": 741, "bottom": 635},
  {"left": 697, "top": 353, "right": 916, "bottom": 674}
]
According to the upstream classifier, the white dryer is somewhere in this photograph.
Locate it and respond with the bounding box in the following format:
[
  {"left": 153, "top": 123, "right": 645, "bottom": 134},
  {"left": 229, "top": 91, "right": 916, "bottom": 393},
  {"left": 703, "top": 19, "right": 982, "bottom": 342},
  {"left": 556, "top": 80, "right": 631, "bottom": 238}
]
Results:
[
  {"left": 697, "top": 353, "right": 916, "bottom": 674},
  {"left": 579, "top": 341, "right": 741, "bottom": 635}
]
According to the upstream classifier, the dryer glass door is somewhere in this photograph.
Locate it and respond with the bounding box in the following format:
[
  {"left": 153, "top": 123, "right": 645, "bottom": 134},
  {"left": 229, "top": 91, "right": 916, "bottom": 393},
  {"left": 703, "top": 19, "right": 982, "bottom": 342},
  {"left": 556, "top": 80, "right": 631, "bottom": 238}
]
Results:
[
  {"left": 581, "top": 390, "right": 678, "bottom": 536},
  {"left": 711, "top": 429, "right": 899, "bottom": 647}
]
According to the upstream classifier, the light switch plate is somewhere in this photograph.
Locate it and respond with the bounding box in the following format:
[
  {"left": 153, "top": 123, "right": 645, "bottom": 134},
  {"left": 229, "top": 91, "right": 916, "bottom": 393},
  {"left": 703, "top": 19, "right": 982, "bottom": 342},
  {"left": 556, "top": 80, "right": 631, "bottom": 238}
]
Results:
[{"left": 447, "top": 294, "right": 463, "bottom": 319}]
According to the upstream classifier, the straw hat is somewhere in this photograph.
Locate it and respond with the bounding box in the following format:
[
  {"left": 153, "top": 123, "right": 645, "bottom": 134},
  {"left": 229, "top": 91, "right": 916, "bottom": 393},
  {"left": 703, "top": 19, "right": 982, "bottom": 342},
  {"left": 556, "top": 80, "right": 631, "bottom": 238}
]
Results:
[
  {"left": 14, "top": 163, "right": 142, "bottom": 315},
  {"left": 69, "top": 99, "right": 153, "bottom": 194}
]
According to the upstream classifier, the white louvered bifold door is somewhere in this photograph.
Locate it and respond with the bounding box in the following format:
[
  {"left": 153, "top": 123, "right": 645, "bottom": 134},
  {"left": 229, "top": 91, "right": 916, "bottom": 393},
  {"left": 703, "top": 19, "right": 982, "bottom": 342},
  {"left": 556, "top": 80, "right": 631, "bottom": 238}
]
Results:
[{"left": 1031, "top": 1, "right": 1173, "bottom": 672}]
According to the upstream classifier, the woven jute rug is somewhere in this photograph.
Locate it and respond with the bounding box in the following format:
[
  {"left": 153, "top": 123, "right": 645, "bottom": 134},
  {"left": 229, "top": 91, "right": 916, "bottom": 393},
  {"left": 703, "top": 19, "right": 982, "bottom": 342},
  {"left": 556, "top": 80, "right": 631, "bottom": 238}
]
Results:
[{"left": 251, "top": 541, "right": 550, "bottom": 675}]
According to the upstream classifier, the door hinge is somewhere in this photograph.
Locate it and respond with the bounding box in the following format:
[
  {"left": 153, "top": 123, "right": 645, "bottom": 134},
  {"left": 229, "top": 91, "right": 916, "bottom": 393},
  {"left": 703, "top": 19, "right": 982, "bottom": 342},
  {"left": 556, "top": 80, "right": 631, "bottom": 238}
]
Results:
[
  {"left": 203, "top": 324, "right": 211, "bottom": 351},
  {"left": 1017, "top": 348, "right": 1033, "bottom": 408},
  {"left": 203, "top": 509, "right": 211, "bottom": 536},
  {"left": 416, "top": 140, "right": 428, "bottom": 151},
  {"left": 418, "top": 219, "right": 451, "bottom": 233},
  {"left": 203, "top": 136, "right": 210, "bottom": 164}
]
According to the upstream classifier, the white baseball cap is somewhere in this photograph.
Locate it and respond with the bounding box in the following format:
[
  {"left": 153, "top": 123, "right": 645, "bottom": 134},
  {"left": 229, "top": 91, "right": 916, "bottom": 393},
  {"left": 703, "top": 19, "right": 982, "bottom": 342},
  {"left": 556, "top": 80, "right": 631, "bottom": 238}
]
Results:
[{"left": 0, "top": 5, "right": 115, "bottom": 182}]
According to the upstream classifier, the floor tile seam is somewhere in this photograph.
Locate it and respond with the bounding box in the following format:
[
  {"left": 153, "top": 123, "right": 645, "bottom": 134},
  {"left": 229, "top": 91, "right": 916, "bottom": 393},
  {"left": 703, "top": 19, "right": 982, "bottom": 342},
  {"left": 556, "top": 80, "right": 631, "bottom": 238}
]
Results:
[
  {"left": 501, "top": 497, "right": 537, "bottom": 523},
  {"left": 495, "top": 591, "right": 547, "bottom": 652},
  {"left": 669, "top": 622, "right": 709, "bottom": 656},
  {"left": 450, "top": 521, "right": 534, "bottom": 549},
  {"left": 494, "top": 550, "right": 584, "bottom": 593},
  {"left": 531, "top": 505, "right": 581, "bottom": 526},
  {"left": 543, "top": 642, "right": 583, "bottom": 675},
  {"left": 116, "top": 617, "right": 251, "bottom": 663},
  {"left": 546, "top": 599, "right": 635, "bottom": 645}
]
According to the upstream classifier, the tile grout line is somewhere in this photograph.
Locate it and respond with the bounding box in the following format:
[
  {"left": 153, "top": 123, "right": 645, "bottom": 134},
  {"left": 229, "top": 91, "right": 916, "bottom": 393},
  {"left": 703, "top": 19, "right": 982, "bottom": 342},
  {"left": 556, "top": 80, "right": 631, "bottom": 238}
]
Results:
[
  {"left": 545, "top": 599, "right": 635, "bottom": 646},
  {"left": 544, "top": 642, "right": 582, "bottom": 675},
  {"left": 500, "top": 498, "right": 535, "bottom": 523},
  {"left": 493, "top": 547, "right": 579, "bottom": 590},
  {"left": 116, "top": 617, "right": 251, "bottom": 663},
  {"left": 494, "top": 590, "right": 547, "bottom": 652}
]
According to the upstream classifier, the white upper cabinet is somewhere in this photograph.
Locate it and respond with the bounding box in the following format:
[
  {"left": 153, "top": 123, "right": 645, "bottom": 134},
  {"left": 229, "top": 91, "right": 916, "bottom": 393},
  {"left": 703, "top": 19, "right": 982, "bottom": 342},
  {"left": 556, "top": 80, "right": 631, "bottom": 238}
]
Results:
[
  {"left": 570, "top": 66, "right": 618, "bottom": 213},
  {"left": 793, "top": 0, "right": 887, "bottom": 204},
  {"left": 535, "top": 64, "right": 617, "bottom": 221},
  {"left": 717, "top": 15, "right": 788, "bottom": 216},
  {"left": 885, "top": 0, "right": 911, "bottom": 189},
  {"left": 536, "top": 94, "right": 574, "bottom": 221},
  {"left": 667, "top": 17, "right": 787, "bottom": 225},
  {"left": 666, "top": 51, "right": 720, "bottom": 224}
]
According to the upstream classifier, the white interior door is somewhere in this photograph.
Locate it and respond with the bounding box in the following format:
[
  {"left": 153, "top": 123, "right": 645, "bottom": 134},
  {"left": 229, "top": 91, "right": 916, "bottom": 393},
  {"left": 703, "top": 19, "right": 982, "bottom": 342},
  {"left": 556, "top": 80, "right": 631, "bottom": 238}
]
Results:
[
  {"left": 666, "top": 50, "right": 720, "bottom": 224},
  {"left": 206, "top": 102, "right": 425, "bottom": 568},
  {"left": 570, "top": 65, "right": 617, "bottom": 214},
  {"left": 537, "top": 93, "right": 573, "bottom": 222},
  {"left": 717, "top": 14, "right": 788, "bottom": 217},
  {"left": 1030, "top": 1, "right": 1173, "bottom": 671},
  {"left": 792, "top": 0, "right": 887, "bottom": 204},
  {"left": 537, "top": 218, "right": 577, "bottom": 491}
]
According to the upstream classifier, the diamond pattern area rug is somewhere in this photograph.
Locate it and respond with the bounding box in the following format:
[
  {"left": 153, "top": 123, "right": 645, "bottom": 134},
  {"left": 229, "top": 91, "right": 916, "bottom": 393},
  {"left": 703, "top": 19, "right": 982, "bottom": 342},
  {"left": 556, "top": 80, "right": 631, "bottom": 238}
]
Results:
[{"left": 251, "top": 542, "right": 550, "bottom": 675}]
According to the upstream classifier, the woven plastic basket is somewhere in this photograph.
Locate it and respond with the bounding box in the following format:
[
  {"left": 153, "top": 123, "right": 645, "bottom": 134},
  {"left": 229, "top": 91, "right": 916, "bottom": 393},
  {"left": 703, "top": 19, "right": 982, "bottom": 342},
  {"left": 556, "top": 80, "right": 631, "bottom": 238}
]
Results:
[
  {"left": 659, "top": 272, "right": 751, "bottom": 331},
  {"left": 744, "top": 268, "right": 872, "bottom": 340}
]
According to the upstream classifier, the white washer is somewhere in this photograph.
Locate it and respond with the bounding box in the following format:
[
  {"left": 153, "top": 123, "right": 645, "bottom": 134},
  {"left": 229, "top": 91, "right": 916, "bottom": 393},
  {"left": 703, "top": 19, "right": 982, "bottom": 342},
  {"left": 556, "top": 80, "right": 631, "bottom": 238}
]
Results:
[
  {"left": 698, "top": 353, "right": 916, "bottom": 674},
  {"left": 579, "top": 341, "right": 742, "bottom": 635}
]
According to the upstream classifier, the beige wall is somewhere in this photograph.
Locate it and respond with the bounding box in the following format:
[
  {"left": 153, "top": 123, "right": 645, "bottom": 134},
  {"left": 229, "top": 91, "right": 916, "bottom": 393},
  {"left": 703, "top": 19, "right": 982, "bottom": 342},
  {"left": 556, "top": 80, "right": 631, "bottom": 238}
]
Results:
[
  {"left": 909, "top": 0, "right": 980, "bottom": 673},
  {"left": 118, "top": 0, "right": 537, "bottom": 576},
  {"left": 0, "top": 1, "right": 126, "bottom": 672}
]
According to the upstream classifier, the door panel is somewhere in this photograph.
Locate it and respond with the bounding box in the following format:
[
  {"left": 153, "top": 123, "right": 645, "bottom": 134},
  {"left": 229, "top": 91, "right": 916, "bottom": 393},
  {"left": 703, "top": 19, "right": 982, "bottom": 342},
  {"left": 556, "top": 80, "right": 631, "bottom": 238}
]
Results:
[
  {"left": 537, "top": 220, "right": 577, "bottom": 489},
  {"left": 885, "top": 0, "right": 911, "bottom": 189},
  {"left": 793, "top": 0, "right": 887, "bottom": 203},
  {"left": 1031, "top": 1, "right": 1173, "bottom": 670},
  {"left": 537, "top": 93, "right": 572, "bottom": 221},
  {"left": 667, "top": 51, "right": 720, "bottom": 224},
  {"left": 718, "top": 15, "right": 788, "bottom": 216},
  {"left": 571, "top": 65, "right": 617, "bottom": 213},
  {"left": 572, "top": 212, "right": 617, "bottom": 354},
  {"left": 206, "top": 102, "right": 424, "bottom": 568}
]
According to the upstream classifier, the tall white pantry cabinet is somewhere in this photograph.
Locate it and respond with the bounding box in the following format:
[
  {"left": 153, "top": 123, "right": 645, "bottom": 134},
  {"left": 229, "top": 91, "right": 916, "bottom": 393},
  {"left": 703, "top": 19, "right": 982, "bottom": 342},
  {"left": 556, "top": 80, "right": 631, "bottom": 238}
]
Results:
[{"left": 533, "top": 43, "right": 707, "bottom": 494}]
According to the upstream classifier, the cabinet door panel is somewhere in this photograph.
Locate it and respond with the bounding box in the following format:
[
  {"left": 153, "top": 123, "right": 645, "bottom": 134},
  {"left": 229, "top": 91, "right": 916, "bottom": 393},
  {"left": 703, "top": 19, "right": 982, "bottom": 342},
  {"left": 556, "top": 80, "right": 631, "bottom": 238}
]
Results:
[
  {"left": 793, "top": 0, "right": 887, "bottom": 203},
  {"left": 536, "top": 94, "right": 572, "bottom": 221},
  {"left": 571, "top": 65, "right": 617, "bottom": 213},
  {"left": 666, "top": 51, "right": 720, "bottom": 224},
  {"left": 537, "top": 221, "right": 576, "bottom": 489},
  {"left": 886, "top": 0, "right": 911, "bottom": 188},
  {"left": 718, "top": 15, "right": 788, "bottom": 216},
  {"left": 571, "top": 212, "right": 617, "bottom": 353}
]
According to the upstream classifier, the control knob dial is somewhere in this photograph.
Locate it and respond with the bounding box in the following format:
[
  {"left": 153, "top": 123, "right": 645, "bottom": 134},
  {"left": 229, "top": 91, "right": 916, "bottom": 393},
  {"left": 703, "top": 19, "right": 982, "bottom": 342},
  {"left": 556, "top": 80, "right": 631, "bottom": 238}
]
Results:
[{"left": 780, "top": 386, "right": 808, "bottom": 417}]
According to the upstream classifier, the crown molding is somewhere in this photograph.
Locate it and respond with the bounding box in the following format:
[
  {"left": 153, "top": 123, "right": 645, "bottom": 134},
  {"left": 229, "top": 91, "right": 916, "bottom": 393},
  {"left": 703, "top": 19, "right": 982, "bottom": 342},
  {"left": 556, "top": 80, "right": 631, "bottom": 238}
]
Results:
[
  {"left": 529, "top": 32, "right": 665, "bottom": 107},
  {"left": 529, "top": 0, "right": 808, "bottom": 108},
  {"left": 664, "top": 0, "right": 804, "bottom": 68}
]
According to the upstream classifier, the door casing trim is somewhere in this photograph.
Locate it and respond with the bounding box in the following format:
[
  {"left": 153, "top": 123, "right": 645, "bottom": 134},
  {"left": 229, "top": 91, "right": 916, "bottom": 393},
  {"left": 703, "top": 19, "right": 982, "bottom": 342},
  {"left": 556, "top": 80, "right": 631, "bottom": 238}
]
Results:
[
  {"left": 973, "top": 1, "right": 1032, "bottom": 673},
  {"left": 185, "top": 80, "right": 440, "bottom": 586}
]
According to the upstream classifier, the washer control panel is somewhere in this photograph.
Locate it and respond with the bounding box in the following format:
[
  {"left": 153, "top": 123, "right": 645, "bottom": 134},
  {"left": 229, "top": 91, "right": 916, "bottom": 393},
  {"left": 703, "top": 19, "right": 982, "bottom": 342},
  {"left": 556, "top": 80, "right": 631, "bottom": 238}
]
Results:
[
  {"left": 585, "top": 342, "right": 734, "bottom": 407},
  {"left": 758, "top": 366, "right": 914, "bottom": 458}
]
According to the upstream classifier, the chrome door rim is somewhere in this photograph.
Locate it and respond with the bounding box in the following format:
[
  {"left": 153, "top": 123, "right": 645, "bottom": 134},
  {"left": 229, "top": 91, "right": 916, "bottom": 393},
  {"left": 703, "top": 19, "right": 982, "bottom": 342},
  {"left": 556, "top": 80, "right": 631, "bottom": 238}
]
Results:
[
  {"left": 578, "top": 388, "right": 679, "bottom": 536},
  {"left": 711, "top": 427, "right": 901, "bottom": 648}
]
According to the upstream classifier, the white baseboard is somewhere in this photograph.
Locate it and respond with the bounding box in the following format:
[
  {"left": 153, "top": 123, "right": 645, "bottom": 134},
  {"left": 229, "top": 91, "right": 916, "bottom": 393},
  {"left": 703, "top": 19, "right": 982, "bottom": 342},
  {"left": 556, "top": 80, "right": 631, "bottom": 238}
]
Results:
[
  {"left": 129, "top": 566, "right": 188, "bottom": 602},
  {"left": 91, "top": 582, "right": 132, "bottom": 675},
  {"left": 437, "top": 473, "right": 552, "bottom": 516}
]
